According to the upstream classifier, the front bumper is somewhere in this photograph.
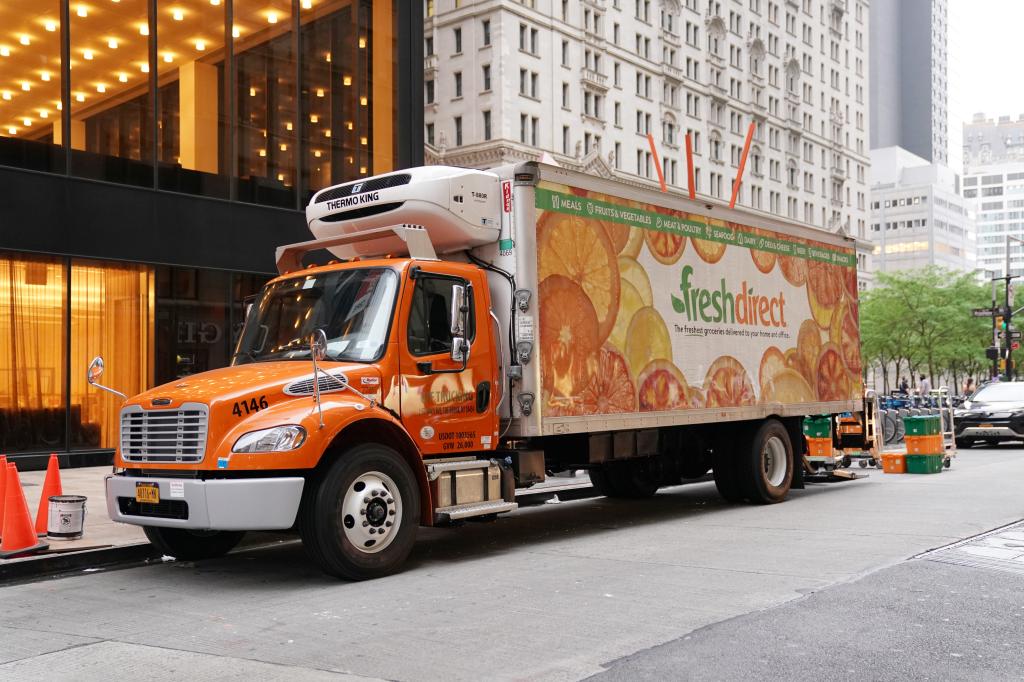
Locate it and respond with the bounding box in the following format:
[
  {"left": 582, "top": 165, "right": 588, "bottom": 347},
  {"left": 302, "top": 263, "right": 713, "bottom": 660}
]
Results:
[
  {"left": 956, "top": 426, "right": 1021, "bottom": 440},
  {"left": 106, "top": 474, "right": 305, "bottom": 531}
]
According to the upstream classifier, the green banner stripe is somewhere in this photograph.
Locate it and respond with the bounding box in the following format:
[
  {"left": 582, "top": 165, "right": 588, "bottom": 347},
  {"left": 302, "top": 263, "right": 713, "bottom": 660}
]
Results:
[{"left": 535, "top": 187, "right": 856, "bottom": 268}]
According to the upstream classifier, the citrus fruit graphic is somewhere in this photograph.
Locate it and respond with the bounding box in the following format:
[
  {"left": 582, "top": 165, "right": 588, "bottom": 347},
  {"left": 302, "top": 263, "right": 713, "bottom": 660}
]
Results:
[
  {"left": 625, "top": 306, "right": 672, "bottom": 377},
  {"left": 761, "top": 368, "right": 815, "bottom": 404},
  {"left": 704, "top": 356, "right": 756, "bottom": 408},
  {"left": 829, "top": 298, "right": 862, "bottom": 375},
  {"left": 637, "top": 359, "right": 690, "bottom": 412},
  {"left": 687, "top": 386, "right": 707, "bottom": 409},
  {"left": 608, "top": 279, "right": 645, "bottom": 353},
  {"left": 784, "top": 348, "right": 804, "bottom": 376},
  {"left": 747, "top": 228, "right": 777, "bottom": 274},
  {"left": 644, "top": 228, "right": 686, "bottom": 265},
  {"left": 778, "top": 251, "right": 807, "bottom": 287},
  {"left": 843, "top": 265, "right": 858, "bottom": 299},
  {"left": 692, "top": 216, "right": 727, "bottom": 264},
  {"left": 579, "top": 346, "right": 637, "bottom": 414},
  {"left": 621, "top": 227, "right": 645, "bottom": 258},
  {"left": 618, "top": 256, "right": 653, "bottom": 306},
  {"left": 758, "top": 346, "right": 787, "bottom": 388},
  {"left": 538, "top": 275, "right": 599, "bottom": 398},
  {"left": 797, "top": 319, "right": 823, "bottom": 387},
  {"left": 816, "top": 343, "right": 853, "bottom": 402},
  {"left": 806, "top": 260, "right": 845, "bottom": 329},
  {"left": 539, "top": 213, "right": 620, "bottom": 344}
]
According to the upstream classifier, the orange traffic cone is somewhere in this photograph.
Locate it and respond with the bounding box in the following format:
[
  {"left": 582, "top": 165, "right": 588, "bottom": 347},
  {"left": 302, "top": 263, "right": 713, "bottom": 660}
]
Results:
[
  {"left": 35, "top": 454, "right": 63, "bottom": 536},
  {"left": 0, "top": 463, "right": 49, "bottom": 558},
  {"left": 0, "top": 455, "right": 7, "bottom": 541}
]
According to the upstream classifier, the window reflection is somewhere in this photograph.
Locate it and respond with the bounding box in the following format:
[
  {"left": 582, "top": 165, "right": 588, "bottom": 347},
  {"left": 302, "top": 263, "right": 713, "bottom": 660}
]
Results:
[{"left": 0, "top": 1, "right": 65, "bottom": 173}]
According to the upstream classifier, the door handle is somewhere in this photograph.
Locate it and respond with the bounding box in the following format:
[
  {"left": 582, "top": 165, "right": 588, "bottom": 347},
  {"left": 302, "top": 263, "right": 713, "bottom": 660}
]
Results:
[{"left": 476, "top": 381, "right": 491, "bottom": 413}]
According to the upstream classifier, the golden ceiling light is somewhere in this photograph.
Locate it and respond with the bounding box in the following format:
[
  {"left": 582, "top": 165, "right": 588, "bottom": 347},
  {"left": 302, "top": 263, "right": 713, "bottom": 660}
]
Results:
[
  {"left": 325, "top": 52, "right": 331, "bottom": 62},
  {"left": 75, "top": 92, "right": 85, "bottom": 102},
  {"left": 23, "top": 118, "right": 33, "bottom": 126},
  {"left": 360, "top": 136, "right": 367, "bottom": 146},
  {"left": 39, "top": 109, "right": 49, "bottom": 119},
  {"left": 342, "top": 75, "right": 351, "bottom": 86},
  {"left": 41, "top": 71, "right": 52, "bottom": 82},
  {"left": 139, "top": 24, "right": 149, "bottom": 36},
  {"left": 279, "top": 143, "right": 287, "bottom": 151},
  {"left": 118, "top": 72, "right": 128, "bottom": 82},
  {"left": 302, "top": 0, "right": 313, "bottom": 9},
  {"left": 56, "top": 101, "right": 62, "bottom": 110},
  {"left": 140, "top": 62, "right": 149, "bottom": 73},
  {"left": 277, "top": 173, "right": 285, "bottom": 182},
  {"left": 77, "top": 5, "right": 89, "bottom": 18},
  {"left": 249, "top": 86, "right": 256, "bottom": 97},
  {"left": 19, "top": 35, "right": 31, "bottom": 46},
  {"left": 346, "top": 121, "right": 353, "bottom": 130},
  {"left": 96, "top": 83, "right": 106, "bottom": 93},
  {"left": 195, "top": 39, "right": 206, "bottom": 51},
  {"left": 210, "top": 0, "right": 221, "bottom": 5},
  {"left": 21, "top": 82, "right": 30, "bottom": 92},
  {"left": 7, "top": 127, "right": 16, "bottom": 135},
  {"left": 1, "top": 92, "right": 11, "bottom": 101},
  {"left": 258, "top": 149, "right": 266, "bottom": 157},
  {"left": 83, "top": 49, "right": 94, "bottom": 60},
  {"left": 309, "top": 114, "right": 318, "bottom": 123},
  {"left": 163, "top": 53, "right": 174, "bottom": 63},
  {"left": 316, "top": 88, "right": 324, "bottom": 97},
  {"left": 313, "top": 150, "right": 321, "bottom": 157},
  {"left": 358, "top": 37, "right": 366, "bottom": 49},
  {"left": 266, "top": 11, "right": 279, "bottom": 24},
  {"left": 45, "top": 21, "right": 58, "bottom": 32},
  {"left": 171, "top": 8, "right": 184, "bottom": 21},
  {"left": 360, "top": 96, "right": 367, "bottom": 106},
  {"left": 108, "top": 38, "right": 118, "bottom": 49},
  {"left": 286, "top": 122, "right": 293, "bottom": 131},
  {"left": 232, "top": 26, "right": 241, "bottom": 38},
  {"left": 324, "top": 129, "right": 331, "bottom": 137},
  {"left": 360, "top": 166, "right": 367, "bottom": 174},
  {"left": 0, "top": 47, "right": 10, "bottom": 57}
]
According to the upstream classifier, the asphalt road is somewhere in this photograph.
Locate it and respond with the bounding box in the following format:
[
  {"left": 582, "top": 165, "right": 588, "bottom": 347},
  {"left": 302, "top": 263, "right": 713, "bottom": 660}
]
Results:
[{"left": 2, "top": 446, "right": 1024, "bottom": 681}]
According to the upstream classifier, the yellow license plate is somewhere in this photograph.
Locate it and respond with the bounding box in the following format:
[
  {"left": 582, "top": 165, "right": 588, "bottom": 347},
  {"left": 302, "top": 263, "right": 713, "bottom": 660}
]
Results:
[
  {"left": 979, "top": 423, "right": 993, "bottom": 429},
  {"left": 135, "top": 483, "right": 160, "bottom": 504}
]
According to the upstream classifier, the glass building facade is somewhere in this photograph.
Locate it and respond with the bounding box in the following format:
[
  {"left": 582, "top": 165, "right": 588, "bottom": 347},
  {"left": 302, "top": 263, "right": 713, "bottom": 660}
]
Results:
[{"left": 0, "top": 0, "right": 423, "bottom": 467}]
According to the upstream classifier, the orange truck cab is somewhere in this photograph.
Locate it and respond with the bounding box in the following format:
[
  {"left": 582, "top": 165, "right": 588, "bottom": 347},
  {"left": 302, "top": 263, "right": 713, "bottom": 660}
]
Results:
[{"left": 96, "top": 164, "right": 868, "bottom": 580}]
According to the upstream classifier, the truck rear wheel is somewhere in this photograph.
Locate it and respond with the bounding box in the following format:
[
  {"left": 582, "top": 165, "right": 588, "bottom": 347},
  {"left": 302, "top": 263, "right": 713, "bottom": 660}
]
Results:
[
  {"left": 738, "top": 419, "right": 794, "bottom": 504},
  {"left": 143, "top": 527, "right": 245, "bottom": 561},
  {"left": 300, "top": 443, "right": 420, "bottom": 580}
]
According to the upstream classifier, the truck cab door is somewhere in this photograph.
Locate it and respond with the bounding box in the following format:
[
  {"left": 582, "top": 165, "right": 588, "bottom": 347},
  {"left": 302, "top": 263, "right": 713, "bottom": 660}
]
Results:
[{"left": 398, "top": 267, "right": 499, "bottom": 456}]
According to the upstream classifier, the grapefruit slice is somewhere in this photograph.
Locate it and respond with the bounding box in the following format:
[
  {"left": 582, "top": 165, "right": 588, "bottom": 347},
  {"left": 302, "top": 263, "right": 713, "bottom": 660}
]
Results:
[
  {"left": 579, "top": 347, "right": 637, "bottom": 415},
  {"left": 703, "top": 356, "right": 756, "bottom": 408},
  {"left": 608, "top": 279, "right": 645, "bottom": 353},
  {"left": 538, "top": 275, "right": 599, "bottom": 399},
  {"left": 758, "top": 346, "right": 787, "bottom": 388},
  {"left": 692, "top": 217, "right": 728, "bottom": 264},
  {"left": 829, "top": 297, "right": 862, "bottom": 375},
  {"left": 806, "top": 260, "right": 844, "bottom": 329},
  {"left": 644, "top": 228, "right": 686, "bottom": 265},
  {"left": 538, "top": 213, "right": 621, "bottom": 344},
  {"left": 747, "top": 228, "right": 778, "bottom": 274},
  {"left": 618, "top": 256, "right": 653, "bottom": 306},
  {"left": 779, "top": 252, "right": 807, "bottom": 287},
  {"left": 797, "top": 319, "right": 823, "bottom": 387},
  {"left": 637, "top": 359, "right": 691, "bottom": 412},
  {"left": 625, "top": 306, "right": 672, "bottom": 378},
  {"left": 816, "top": 343, "right": 853, "bottom": 402}
]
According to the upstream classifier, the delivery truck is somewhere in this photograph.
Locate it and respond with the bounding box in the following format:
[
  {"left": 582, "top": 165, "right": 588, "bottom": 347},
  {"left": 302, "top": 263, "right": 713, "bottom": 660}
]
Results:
[{"left": 94, "top": 163, "right": 866, "bottom": 579}]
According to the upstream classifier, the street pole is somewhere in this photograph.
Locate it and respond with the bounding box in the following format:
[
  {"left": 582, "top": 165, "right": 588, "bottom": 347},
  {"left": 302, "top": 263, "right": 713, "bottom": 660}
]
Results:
[{"left": 992, "top": 274, "right": 999, "bottom": 379}]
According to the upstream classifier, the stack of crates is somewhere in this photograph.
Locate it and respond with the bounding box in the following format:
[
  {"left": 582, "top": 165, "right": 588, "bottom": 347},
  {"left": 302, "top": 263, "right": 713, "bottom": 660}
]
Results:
[
  {"left": 802, "top": 416, "right": 833, "bottom": 459},
  {"left": 903, "top": 414, "right": 944, "bottom": 474}
]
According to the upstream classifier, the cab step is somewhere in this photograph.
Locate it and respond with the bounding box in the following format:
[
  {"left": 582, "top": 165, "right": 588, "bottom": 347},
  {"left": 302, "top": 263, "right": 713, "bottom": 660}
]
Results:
[{"left": 435, "top": 500, "right": 519, "bottom": 521}]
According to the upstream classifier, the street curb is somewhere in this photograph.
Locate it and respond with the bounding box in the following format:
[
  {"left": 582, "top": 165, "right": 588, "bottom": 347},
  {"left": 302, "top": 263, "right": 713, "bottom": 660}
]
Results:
[{"left": 0, "top": 542, "right": 161, "bottom": 584}]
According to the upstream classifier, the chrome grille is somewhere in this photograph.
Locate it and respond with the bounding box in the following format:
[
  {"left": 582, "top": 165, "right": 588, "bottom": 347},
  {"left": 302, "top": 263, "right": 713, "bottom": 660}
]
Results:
[
  {"left": 284, "top": 371, "right": 349, "bottom": 396},
  {"left": 120, "top": 403, "right": 209, "bottom": 463}
]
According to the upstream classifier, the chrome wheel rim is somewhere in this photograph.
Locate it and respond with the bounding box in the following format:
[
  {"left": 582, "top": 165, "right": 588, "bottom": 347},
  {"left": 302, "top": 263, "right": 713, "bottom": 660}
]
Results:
[
  {"left": 762, "top": 436, "right": 788, "bottom": 487},
  {"left": 341, "top": 471, "right": 402, "bottom": 554}
]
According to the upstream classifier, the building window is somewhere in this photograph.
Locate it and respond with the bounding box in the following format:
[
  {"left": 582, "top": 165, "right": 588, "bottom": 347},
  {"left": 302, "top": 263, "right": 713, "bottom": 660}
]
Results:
[
  {"left": 425, "top": 79, "right": 435, "bottom": 104},
  {"left": 562, "top": 83, "right": 570, "bottom": 108},
  {"left": 482, "top": 20, "right": 491, "bottom": 46},
  {"left": 482, "top": 65, "right": 492, "bottom": 91},
  {"left": 531, "top": 117, "right": 539, "bottom": 146},
  {"left": 454, "top": 27, "right": 462, "bottom": 54},
  {"left": 483, "top": 111, "right": 492, "bottom": 141},
  {"left": 454, "top": 72, "right": 462, "bottom": 98},
  {"left": 425, "top": 36, "right": 434, "bottom": 55},
  {"left": 454, "top": 116, "right": 463, "bottom": 146},
  {"left": 426, "top": 123, "right": 435, "bottom": 146},
  {"left": 563, "top": 125, "right": 570, "bottom": 154},
  {"left": 522, "top": 115, "right": 529, "bottom": 144},
  {"left": 561, "top": 40, "right": 569, "bottom": 65}
]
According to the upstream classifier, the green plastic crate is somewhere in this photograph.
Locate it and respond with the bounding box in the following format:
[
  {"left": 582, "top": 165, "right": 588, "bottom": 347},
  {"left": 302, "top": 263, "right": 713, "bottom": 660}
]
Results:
[
  {"left": 905, "top": 454, "right": 944, "bottom": 474},
  {"left": 904, "top": 415, "right": 939, "bottom": 436},
  {"left": 802, "top": 416, "right": 831, "bottom": 438}
]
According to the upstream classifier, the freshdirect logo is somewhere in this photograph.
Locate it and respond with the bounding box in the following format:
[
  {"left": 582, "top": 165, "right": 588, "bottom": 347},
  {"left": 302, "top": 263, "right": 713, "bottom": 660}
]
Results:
[{"left": 671, "top": 265, "right": 787, "bottom": 327}]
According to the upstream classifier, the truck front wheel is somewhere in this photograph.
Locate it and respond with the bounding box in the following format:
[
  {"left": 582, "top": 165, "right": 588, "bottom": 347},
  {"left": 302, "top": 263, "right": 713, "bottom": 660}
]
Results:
[
  {"left": 738, "top": 419, "right": 794, "bottom": 504},
  {"left": 143, "top": 527, "right": 245, "bottom": 561},
  {"left": 300, "top": 443, "right": 420, "bottom": 580}
]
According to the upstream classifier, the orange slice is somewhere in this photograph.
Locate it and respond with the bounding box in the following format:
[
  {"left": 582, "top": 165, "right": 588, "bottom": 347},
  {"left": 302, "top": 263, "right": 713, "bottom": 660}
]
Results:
[
  {"left": 645, "top": 228, "right": 686, "bottom": 265},
  {"left": 797, "top": 319, "right": 823, "bottom": 387},
  {"left": 538, "top": 213, "right": 621, "bottom": 344},
  {"left": 779, "top": 253, "right": 807, "bottom": 287},
  {"left": 747, "top": 228, "right": 777, "bottom": 274},
  {"left": 625, "top": 306, "right": 672, "bottom": 378},
  {"left": 816, "top": 343, "right": 853, "bottom": 402},
  {"left": 618, "top": 256, "right": 653, "bottom": 306},
  {"left": 761, "top": 368, "right": 815, "bottom": 404},
  {"left": 829, "top": 297, "right": 862, "bottom": 375},
  {"left": 608, "top": 279, "right": 645, "bottom": 353},
  {"left": 758, "top": 346, "right": 787, "bottom": 388},
  {"left": 692, "top": 217, "right": 728, "bottom": 264},
  {"left": 579, "top": 346, "right": 637, "bottom": 414},
  {"left": 703, "top": 356, "right": 756, "bottom": 408},
  {"left": 621, "top": 227, "right": 645, "bottom": 258},
  {"left": 806, "top": 260, "right": 845, "bottom": 329},
  {"left": 538, "top": 275, "right": 599, "bottom": 399},
  {"left": 637, "top": 359, "right": 690, "bottom": 412}
]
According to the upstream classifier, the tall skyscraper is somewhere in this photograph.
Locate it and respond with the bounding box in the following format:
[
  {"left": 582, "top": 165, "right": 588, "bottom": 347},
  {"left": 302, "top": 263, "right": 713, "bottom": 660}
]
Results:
[
  {"left": 424, "top": 0, "right": 872, "bottom": 288},
  {"left": 869, "top": 0, "right": 948, "bottom": 164}
]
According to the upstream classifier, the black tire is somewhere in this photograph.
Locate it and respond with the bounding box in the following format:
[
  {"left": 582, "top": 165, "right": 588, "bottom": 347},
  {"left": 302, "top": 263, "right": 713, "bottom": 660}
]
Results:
[
  {"left": 588, "top": 459, "right": 660, "bottom": 499},
  {"left": 143, "top": 527, "right": 245, "bottom": 561},
  {"left": 300, "top": 443, "right": 420, "bottom": 580},
  {"left": 737, "top": 420, "right": 794, "bottom": 504},
  {"left": 713, "top": 431, "right": 745, "bottom": 503}
]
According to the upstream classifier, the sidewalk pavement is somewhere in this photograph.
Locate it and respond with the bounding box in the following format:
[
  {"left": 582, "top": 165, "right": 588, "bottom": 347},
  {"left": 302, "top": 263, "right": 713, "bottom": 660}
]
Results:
[{"left": 1, "top": 466, "right": 152, "bottom": 580}]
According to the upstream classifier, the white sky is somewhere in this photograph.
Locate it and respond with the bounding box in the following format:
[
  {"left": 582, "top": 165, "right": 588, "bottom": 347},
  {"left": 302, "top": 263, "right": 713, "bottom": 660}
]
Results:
[{"left": 947, "top": 0, "right": 1024, "bottom": 170}]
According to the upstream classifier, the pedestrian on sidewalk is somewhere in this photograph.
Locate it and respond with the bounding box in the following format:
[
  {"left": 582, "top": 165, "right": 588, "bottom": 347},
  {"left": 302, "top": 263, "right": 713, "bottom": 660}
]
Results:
[{"left": 918, "top": 374, "right": 932, "bottom": 398}]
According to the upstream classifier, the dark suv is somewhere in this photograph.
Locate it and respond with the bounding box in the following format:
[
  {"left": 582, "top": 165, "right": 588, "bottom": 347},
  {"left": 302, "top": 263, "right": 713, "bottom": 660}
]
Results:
[{"left": 954, "top": 382, "right": 1024, "bottom": 448}]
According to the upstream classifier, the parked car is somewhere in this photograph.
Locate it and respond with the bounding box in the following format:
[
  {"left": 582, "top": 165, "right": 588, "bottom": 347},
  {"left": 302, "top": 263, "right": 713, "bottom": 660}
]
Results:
[{"left": 954, "top": 381, "right": 1024, "bottom": 448}]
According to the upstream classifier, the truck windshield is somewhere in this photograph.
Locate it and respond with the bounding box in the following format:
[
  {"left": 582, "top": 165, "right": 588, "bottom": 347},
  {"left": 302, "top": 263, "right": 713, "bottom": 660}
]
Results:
[{"left": 234, "top": 267, "right": 399, "bottom": 364}]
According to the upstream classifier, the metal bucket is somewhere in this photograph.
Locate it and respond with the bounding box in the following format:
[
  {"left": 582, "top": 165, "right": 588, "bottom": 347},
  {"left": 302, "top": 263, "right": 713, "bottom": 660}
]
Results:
[{"left": 47, "top": 495, "right": 87, "bottom": 540}]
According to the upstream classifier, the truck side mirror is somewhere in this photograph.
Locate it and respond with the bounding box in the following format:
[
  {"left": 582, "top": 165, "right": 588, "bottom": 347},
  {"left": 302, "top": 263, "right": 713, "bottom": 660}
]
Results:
[
  {"left": 310, "top": 328, "right": 328, "bottom": 362},
  {"left": 451, "top": 337, "right": 469, "bottom": 364},
  {"left": 450, "top": 284, "right": 468, "bottom": 337},
  {"left": 87, "top": 356, "right": 104, "bottom": 384}
]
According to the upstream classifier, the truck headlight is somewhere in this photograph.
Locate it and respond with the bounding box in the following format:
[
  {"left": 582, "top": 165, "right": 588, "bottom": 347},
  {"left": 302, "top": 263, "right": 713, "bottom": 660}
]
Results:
[{"left": 232, "top": 425, "right": 306, "bottom": 453}]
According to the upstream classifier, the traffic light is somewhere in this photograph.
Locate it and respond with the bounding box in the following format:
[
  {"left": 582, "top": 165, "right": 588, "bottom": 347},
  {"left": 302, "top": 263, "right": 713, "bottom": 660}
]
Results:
[{"left": 997, "top": 316, "right": 1007, "bottom": 331}]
